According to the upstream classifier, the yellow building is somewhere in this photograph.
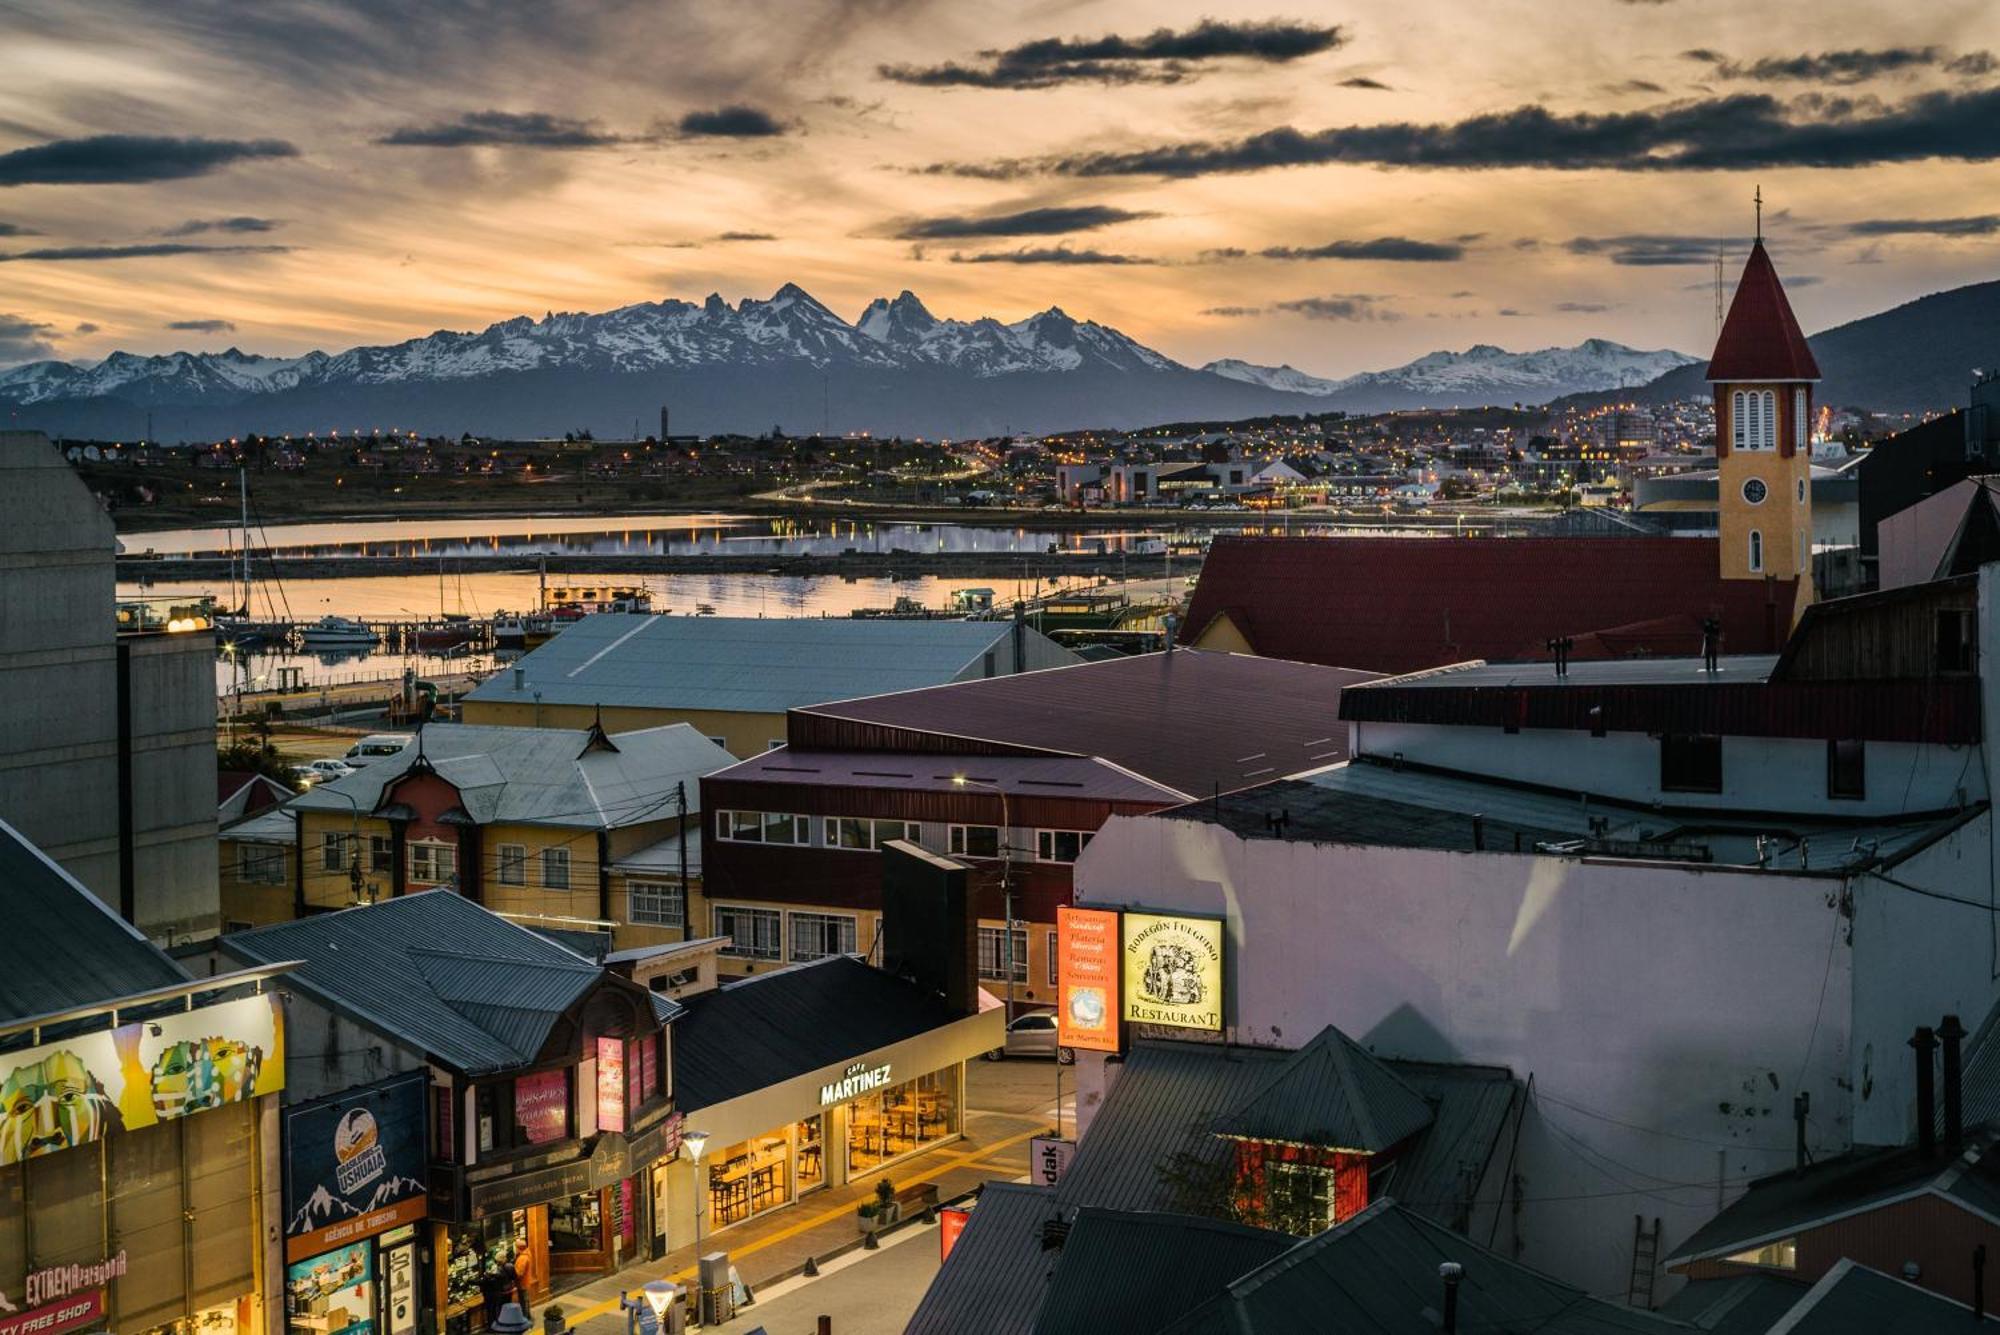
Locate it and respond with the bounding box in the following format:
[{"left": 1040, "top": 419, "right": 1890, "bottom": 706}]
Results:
[{"left": 219, "top": 804, "right": 296, "bottom": 930}]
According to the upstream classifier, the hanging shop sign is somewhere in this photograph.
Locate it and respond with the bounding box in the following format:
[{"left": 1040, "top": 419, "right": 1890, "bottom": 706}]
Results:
[
  {"left": 283, "top": 1071, "right": 429, "bottom": 1262},
  {"left": 1120, "top": 913, "right": 1224, "bottom": 1032},
  {"left": 1055, "top": 907, "right": 1120, "bottom": 1053},
  {"left": 596, "top": 1037, "right": 626, "bottom": 1135},
  {"left": 938, "top": 1207, "right": 970, "bottom": 1263},
  {"left": 513, "top": 1069, "right": 569, "bottom": 1145},
  {"left": 819, "top": 1060, "right": 892, "bottom": 1107},
  {"left": 0, "top": 992, "right": 284, "bottom": 1167},
  {"left": 1029, "top": 1136, "right": 1075, "bottom": 1188}
]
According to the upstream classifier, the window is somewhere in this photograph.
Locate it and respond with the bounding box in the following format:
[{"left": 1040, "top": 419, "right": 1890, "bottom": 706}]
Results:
[
  {"left": 322, "top": 832, "right": 347, "bottom": 871},
  {"left": 1749, "top": 529, "right": 1763, "bottom": 572},
  {"left": 723, "top": 810, "right": 763, "bottom": 842},
  {"left": 717, "top": 905, "right": 782, "bottom": 959},
  {"left": 1827, "top": 740, "right": 1865, "bottom": 801},
  {"left": 1036, "top": 829, "right": 1094, "bottom": 864},
  {"left": 1937, "top": 610, "right": 1977, "bottom": 674},
  {"left": 1798, "top": 477, "right": 1806, "bottom": 503},
  {"left": 763, "top": 812, "right": 809, "bottom": 845},
  {"left": 1660, "top": 734, "right": 1723, "bottom": 794},
  {"left": 541, "top": 846, "right": 571, "bottom": 890},
  {"left": 707, "top": 736, "right": 728, "bottom": 750},
  {"left": 238, "top": 845, "right": 285, "bottom": 884},
  {"left": 409, "top": 840, "right": 458, "bottom": 886},
  {"left": 369, "top": 835, "right": 393, "bottom": 873},
  {"left": 1047, "top": 931, "right": 1059, "bottom": 986},
  {"left": 789, "top": 911, "right": 857, "bottom": 962},
  {"left": 1794, "top": 388, "right": 1809, "bottom": 448},
  {"left": 978, "top": 926, "right": 1029, "bottom": 981},
  {"left": 1268, "top": 1163, "right": 1335, "bottom": 1234},
  {"left": 1723, "top": 1238, "right": 1798, "bottom": 1271},
  {"left": 497, "top": 843, "right": 527, "bottom": 886},
  {"left": 1730, "top": 391, "right": 1746, "bottom": 451},
  {"left": 949, "top": 824, "right": 1001, "bottom": 858},
  {"left": 825, "top": 817, "right": 915, "bottom": 851},
  {"left": 767, "top": 739, "right": 786, "bottom": 750},
  {"left": 629, "top": 880, "right": 685, "bottom": 927}
]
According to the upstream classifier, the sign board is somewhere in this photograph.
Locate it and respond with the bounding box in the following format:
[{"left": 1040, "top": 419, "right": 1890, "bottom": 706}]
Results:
[
  {"left": 938, "top": 1207, "right": 970, "bottom": 1263},
  {"left": 284, "top": 1240, "right": 375, "bottom": 1335},
  {"left": 513, "top": 1069, "right": 569, "bottom": 1145},
  {"left": 1120, "top": 913, "right": 1224, "bottom": 1032},
  {"left": 467, "top": 1156, "right": 594, "bottom": 1219},
  {"left": 819, "top": 1061, "right": 892, "bottom": 1107},
  {"left": 1029, "top": 1136, "right": 1075, "bottom": 1188},
  {"left": 383, "top": 1243, "right": 416, "bottom": 1335},
  {"left": 596, "top": 1037, "right": 626, "bottom": 1134},
  {"left": 284, "top": 1072, "right": 429, "bottom": 1262},
  {"left": 0, "top": 1290, "right": 105, "bottom": 1335},
  {"left": 0, "top": 992, "right": 283, "bottom": 1167},
  {"left": 1055, "top": 907, "right": 1120, "bottom": 1053}
]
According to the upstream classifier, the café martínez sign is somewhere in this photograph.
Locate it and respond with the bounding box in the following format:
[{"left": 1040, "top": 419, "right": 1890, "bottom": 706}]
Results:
[{"left": 819, "top": 1060, "right": 892, "bottom": 1107}]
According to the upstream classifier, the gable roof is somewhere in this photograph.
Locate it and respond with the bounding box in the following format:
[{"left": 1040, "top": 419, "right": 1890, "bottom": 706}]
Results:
[
  {"left": 219, "top": 889, "right": 630, "bottom": 1074},
  {"left": 1211, "top": 1024, "right": 1436, "bottom": 1153},
  {"left": 1770, "top": 1258, "right": 2000, "bottom": 1333},
  {"left": 1706, "top": 240, "right": 1821, "bottom": 384},
  {"left": 1033, "top": 1209, "right": 1293, "bottom": 1335},
  {"left": 464, "top": 613, "right": 1067, "bottom": 715},
  {"left": 1180, "top": 536, "right": 1796, "bottom": 675},
  {"left": 290, "top": 722, "right": 731, "bottom": 829},
  {"left": 905, "top": 1182, "right": 1059, "bottom": 1335},
  {"left": 0, "top": 817, "right": 189, "bottom": 1022}
]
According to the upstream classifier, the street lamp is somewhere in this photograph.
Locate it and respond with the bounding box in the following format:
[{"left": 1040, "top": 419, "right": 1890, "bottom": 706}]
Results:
[
  {"left": 683, "top": 1130, "right": 710, "bottom": 1255},
  {"left": 951, "top": 775, "right": 1017, "bottom": 1021}
]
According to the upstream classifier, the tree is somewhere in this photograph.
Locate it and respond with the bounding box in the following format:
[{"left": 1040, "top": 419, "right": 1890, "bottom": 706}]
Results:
[{"left": 1155, "top": 1148, "right": 1334, "bottom": 1238}]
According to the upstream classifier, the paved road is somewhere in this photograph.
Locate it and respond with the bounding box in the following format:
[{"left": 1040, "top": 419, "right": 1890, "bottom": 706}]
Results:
[
  {"left": 965, "top": 1052, "right": 1075, "bottom": 1134},
  {"left": 707, "top": 1219, "right": 942, "bottom": 1334}
]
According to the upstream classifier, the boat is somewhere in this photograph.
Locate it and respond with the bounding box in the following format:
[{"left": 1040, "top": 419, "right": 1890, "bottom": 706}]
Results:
[
  {"left": 413, "top": 615, "right": 485, "bottom": 652},
  {"left": 299, "top": 615, "right": 379, "bottom": 647}
]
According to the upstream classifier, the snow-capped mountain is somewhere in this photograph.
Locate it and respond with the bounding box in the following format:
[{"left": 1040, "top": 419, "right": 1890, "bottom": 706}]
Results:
[
  {"left": 287, "top": 1184, "right": 361, "bottom": 1235},
  {"left": 366, "top": 1176, "right": 426, "bottom": 1210},
  {"left": 1203, "top": 339, "right": 1698, "bottom": 408}
]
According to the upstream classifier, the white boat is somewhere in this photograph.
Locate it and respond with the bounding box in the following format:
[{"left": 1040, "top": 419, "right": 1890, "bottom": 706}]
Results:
[{"left": 298, "top": 615, "right": 379, "bottom": 647}]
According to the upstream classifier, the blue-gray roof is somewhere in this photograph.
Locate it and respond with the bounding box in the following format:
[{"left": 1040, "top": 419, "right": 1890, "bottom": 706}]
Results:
[
  {"left": 1033, "top": 1210, "right": 1292, "bottom": 1335},
  {"left": 290, "top": 722, "right": 731, "bottom": 829},
  {"left": 1769, "top": 1259, "right": 2000, "bottom": 1333},
  {"left": 219, "top": 889, "right": 640, "bottom": 1074},
  {"left": 464, "top": 613, "right": 1051, "bottom": 715},
  {"left": 1211, "top": 1024, "right": 1435, "bottom": 1153},
  {"left": 905, "top": 1183, "right": 1058, "bottom": 1335},
  {"left": 0, "top": 818, "right": 188, "bottom": 1023}
]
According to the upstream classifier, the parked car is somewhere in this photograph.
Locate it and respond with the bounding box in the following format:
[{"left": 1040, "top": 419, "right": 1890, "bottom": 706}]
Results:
[
  {"left": 342, "top": 733, "right": 415, "bottom": 767},
  {"left": 305, "top": 758, "right": 356, "bottom": 781},
  {"left": 985, "top": 1010, "right": 1073, "bottom": 1064}
]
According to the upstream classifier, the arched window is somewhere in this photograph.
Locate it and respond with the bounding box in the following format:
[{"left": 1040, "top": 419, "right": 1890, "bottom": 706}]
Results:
[
  {"left": 1732, "top": 391, "right": 1747, "bottom": 450},
  {"left": 1794, "top": 388, "right": 1809, "bottom": 449},
  {"left": 1758, "top": 391, "right": 1777, "bottom": 449},
  {"left": 1749, "top": 529, "right": 1764, "bottom": 572}
]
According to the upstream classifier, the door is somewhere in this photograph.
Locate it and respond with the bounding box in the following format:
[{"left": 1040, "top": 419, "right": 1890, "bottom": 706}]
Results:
[
  {"left": 383, "top": 1243, "right": 417, "bottom": 1335},
  {"left": 650, "top": 1163, "right": 670, "bottom": 1259}
]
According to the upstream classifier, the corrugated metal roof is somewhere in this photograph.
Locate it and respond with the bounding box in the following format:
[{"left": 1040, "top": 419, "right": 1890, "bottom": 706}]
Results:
[
  {"left": 904, "top": 1182, "right": 1060, "bottom": 1335},
  {"left": 1211, "top": 1025, "right": 1436, "bottom": 1153},
  {"left": 1031, "top": 1209, "right": 1292, "bottom": 1335},
  {"left": 290, "top": 723, "right": 730, "bottom": 830},
  {"left": 222, "top": 804, "right": 298, "bottom": 844},
  {"left": 1771, "top": 1258, "right": 2000, "bottom": 1333},
  {"left": 710, "top": 749, "right": 1188, "bottom": 805},
  {"left": 0, "top": 818, "right": 190, "bottom": 1022},
  {"left": 792, "top": 650, "right": 1378, "bottom": 799},
  {"left": 1359, "top": 657, "right": 1781, "bottom": 691},
  {"left": 464, "top": 614, "right": 1055, "bottom": 714},
  {"left": 219, "top": 889, "right": 611, "bottom": 1074},
  {"left": 1660, "top": 1275, "right": 1811, "bottom": 1334},
  {"left": 672, "top": 955, "right": 972, "bottom": 1111},
  {"left": 1377, "top": 1062, "right": 1521, "bottom": 1225},
  {"left": 613, "top": 829, "right": 702, "bottom": 877}
]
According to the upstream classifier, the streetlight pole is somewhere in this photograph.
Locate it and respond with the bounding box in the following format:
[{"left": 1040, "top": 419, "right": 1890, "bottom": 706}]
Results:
[{"left": 952, "top": 775, "right": 1016, "bottom": 1021}]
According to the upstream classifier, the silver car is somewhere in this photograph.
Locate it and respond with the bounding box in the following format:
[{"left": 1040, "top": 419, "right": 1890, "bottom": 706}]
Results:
[{"left": 986, "top": 1010, "right": 1074, "bottom": 1064}]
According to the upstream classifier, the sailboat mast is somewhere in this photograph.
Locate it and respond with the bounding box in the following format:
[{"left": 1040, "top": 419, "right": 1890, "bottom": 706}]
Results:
[{"left": 238, "top": 464, "right": 250, "bottom": 617}]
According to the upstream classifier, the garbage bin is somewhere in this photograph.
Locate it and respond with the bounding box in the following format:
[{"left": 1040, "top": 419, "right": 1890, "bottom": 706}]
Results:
[{"left": 697, "top": 1254, "right": 733, "bottom": 1326}]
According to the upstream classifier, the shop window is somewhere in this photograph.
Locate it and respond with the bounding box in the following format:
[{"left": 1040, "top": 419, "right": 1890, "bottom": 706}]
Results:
[
  {"left": 846, "top": 1069, "right": 959, "bottom": 1179},
  {"left": 549, "top": 1191, "right": 603, "bottom": 1257},
  {"left": 978, "top": 926, "right": 1029, "bottom": 981},
  {"left": 322, "top": 832, "right": 347, "bottom": 871},
  {"left": 789, "top": 911, "right": 857, "bottom": 962},
  {"left": 796, "top": 1115, "right": 825, "bottom": 1193},
  {"left": 949, "top": 824, "right": 1000, "bottom": 858},
  {"left": 1827, "top": 739, "right": 1865, "bottom": 800},
  {"left": 1660, "top": 734, "right": 1723, "bottom": 794},
  {"left": 541, "top": 846, "right": 571, "bottom": 890},
  {"left": 497, "top": 843, "right": 527, "bottom": 885},
  {"left": 410, "top": 840, "right": 458, "bottom": 886},
  {"left": 1035, "top": 829, "right": 1094, "bottom": 864},
  {"left": 239, "top": 845, "right": 286, "bottom": 884},
  {"left": 629, "top": 880, "right": 685, "bottom": 927},
  {"left": 1723, "top": 1238, "right": 1798, "bottom": 1270},
  {"left": 717, "top": 905, "right": 782, "bottom": 959},
  {"left": 709, "top": 1134, "right": 793, "bottom": 1229}
]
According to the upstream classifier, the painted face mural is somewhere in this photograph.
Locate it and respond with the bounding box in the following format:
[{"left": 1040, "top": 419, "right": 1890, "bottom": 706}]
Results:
[
  {"left": 151, "top": 1037, "right": 263, "bottom": 1120},
  {"left": 0, "top": 1049, "right": 124, "bottom": 1162}
]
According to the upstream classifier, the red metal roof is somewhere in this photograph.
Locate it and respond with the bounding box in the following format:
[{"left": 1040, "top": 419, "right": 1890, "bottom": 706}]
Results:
[
  {"left": 1706, "top": 240, "right": 1820, "bottom": 383},
  {"left": 1180, "top": 535, "right": 1797, "bottom": 674}
]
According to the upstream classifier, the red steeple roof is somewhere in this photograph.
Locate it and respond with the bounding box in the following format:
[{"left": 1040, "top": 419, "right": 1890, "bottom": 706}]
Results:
[{"left": 1706, "top": 240, "right": 1819, "bottom": 382}]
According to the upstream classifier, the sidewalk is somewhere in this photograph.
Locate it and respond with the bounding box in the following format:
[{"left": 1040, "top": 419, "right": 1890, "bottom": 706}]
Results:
[{"left": 548, "top": 1107, "right": 1045, "bottom": 1332}]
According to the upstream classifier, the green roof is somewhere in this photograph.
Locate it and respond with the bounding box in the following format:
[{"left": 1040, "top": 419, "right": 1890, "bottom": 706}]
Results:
[{"left": 1211, "top": 1024, "right": 1435, "bottom": 1153}]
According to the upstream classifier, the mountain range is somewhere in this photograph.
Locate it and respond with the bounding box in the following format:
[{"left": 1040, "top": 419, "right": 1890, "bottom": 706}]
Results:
[{"left": 1, "top": 278, "right": 1987, "bottom": 438}]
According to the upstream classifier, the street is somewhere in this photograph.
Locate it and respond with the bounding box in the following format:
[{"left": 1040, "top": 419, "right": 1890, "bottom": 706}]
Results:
[{"left": 707, "top": 1216, "right": 943, "bottom": 1334}]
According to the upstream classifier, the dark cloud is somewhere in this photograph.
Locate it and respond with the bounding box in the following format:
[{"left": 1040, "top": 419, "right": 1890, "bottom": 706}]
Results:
[
  {"left": 163, "top": 216, "right": 282, "bottom": 236},
  {"left": 0, "top": 222, "right": 38, "bottom": 236},
  {"left": 677, "top": 105, "right": 786, "bottom": 137},
  {"left": 1449, "top": 289, "right": 1476, "bottom": 298},
  {"left": 1258, "top": 235, "right": 1466, "bottom": 261},
  {"left": 166, "top": 318, "right": 236, "bottom": 333},
  {"left": 74, "top": 321, "right": 99, "bottom": 333},
  {"left": 1842, "top": 215, "right": 2000, "bottom": 237},
  {"left": 948, "top": 246, "right": 1153, "bottom": 265},
  {"left": 1553, "top": 300, "right": 1614, "bottom": 312},
  {"left": 0, "top": 243, "right": 292, "bottom": 262},
  {"left": 931, "top": 86, "right": 2000, "bottom": 177},
  {"left": 0, "top": 134, "right": 297, "bottom": 186},
  {"left": 1497, "top": 307, "right": 1528, "bottom": 316},
  {"left": 0, "top": 314, "right": 58, "bottom": 363},
  {"left": 892, "top": 204, "right": 1154, "bottom": 239},
  {"left": 1274, "top": 294, "right": 1397, "bottom": 321},
  {"left": 379, "top": 111, "right": 628, "bottom": 148},
  {"left": 1686, "top": 46, "right": 1992, "bottom": 84},
  {"left": 1610, "top": 79, "right": 1666, "bottom": 93},
  {"left": 1339, "top": 76, "right": 1391, "bottom": 90},
  {"left": 1201, "top": 305, "right": 1264, "bottom": 316},
  {"left": 1566, "top": 233, "right": 1723, "bottom": 265},
  {"left": 714, "top": 230, "right": 778, "bottom": 241},
  {"left": 880, "top": 19, "right": 1343, "bottom": 89}
]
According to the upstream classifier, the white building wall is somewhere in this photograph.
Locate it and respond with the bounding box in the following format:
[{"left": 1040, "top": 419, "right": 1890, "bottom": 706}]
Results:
[{"left": 1354, "top": 721, "right": 1986, "bottom": 819}]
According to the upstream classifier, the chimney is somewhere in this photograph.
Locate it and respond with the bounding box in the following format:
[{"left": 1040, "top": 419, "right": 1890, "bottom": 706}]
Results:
[
  {"left": 512, "top": 664, "right": 525, "bottom": 692},
  {"left": 1163, "top": 612, "right": 1179, "bottom": 653},
  {"left": 1913, "top": 1025, "right": 1939, "bottom": 1158},
  {"left": 1471, "top": 815, "right": 1485, "bottom": 851},
  {"left": 1793, "top": 1091, "right": 1810, "bottom": 1172},
  {"left": 1438, "top": 1261, "right": 1463, "bottom": 1335},
  {"left": 1942, "top": 1013, "right": 1968, "bottom": 1150}
]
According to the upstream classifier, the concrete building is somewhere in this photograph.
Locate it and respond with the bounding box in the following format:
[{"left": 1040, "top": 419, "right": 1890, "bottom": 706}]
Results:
[
  {"left": 461, "top": 614, "right": 1075, "bottom": 757},
  {"left": 0, "top": 430, "right": 219, "bottom": 942},
  {"left": 1069, "top": 570, "right": 2000, "bottom": 1300},
  {"left": 1633, "top": 460, "right": 1862, "bottom": 551}
]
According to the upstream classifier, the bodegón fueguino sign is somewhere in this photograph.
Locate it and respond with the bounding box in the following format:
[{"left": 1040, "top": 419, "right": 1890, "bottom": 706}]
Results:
[
  {"left": 1120, "top": 912, "right": 1224, "bottom": 1032},
  {"left": 819, "top": 1060, "right": 892, "bottom": 1107}
]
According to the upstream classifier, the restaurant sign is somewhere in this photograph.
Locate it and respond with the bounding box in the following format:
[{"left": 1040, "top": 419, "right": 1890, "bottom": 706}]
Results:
[
  {"left": 1120, "top": 913, "right": 1224, "bottom": 1032},
  {"left": 283, "top": 1072, "right": 429, "bottom": 1262},
  {"left": 819, "top": 1060, "right": 892, "bottom": 1107},
  {"left": 1055, "top": 907, "right": 1119, "bottom": 1053},
  {"left": 0, "top": 992, "right": 284, "bottom": 1167}
]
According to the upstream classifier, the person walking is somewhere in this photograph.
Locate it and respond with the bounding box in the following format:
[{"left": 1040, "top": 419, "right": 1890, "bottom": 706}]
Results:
[{"left": 513, "top": 1242, "right": 536, "bottom": 1305}]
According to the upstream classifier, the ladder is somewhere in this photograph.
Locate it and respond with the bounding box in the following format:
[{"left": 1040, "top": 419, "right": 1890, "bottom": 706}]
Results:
[{"left": 1628, "top": 1215, "right": 1662, "bottom": 1309}]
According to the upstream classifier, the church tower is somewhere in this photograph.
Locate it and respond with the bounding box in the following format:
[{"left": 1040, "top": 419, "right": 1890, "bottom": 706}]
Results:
[{"left": 1707, "top": 210, "right": 1819, "bottom": 608}]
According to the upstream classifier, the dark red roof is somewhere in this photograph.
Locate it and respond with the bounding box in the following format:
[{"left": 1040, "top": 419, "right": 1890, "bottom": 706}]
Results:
[
  {"left": 1179, "top": 535, "right": 1797, "bottom": 673},
  {"left": 1706, "top": 240, "right": 1820, "bottom": 383}
]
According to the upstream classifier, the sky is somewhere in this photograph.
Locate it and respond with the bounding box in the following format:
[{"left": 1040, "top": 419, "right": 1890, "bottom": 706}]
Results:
[{"left": 0, "top": 0, "right": 1997, "bottom": 378}]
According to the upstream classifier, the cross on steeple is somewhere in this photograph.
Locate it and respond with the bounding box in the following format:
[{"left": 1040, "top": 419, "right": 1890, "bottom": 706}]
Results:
[{"left": 1754, "top": 185, "right": 1763, "bottom": 244}]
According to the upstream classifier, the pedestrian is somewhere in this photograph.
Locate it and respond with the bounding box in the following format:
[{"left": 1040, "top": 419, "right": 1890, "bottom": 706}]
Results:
[
  {"left": 477, "top": 1254, "right": 512, "bottom": 1327},
  {"left": 489, "top": 1303, "right": 532, "bottom": 1335},
  {"left": 513, "top": 1242, "right": 535, "bottom": 1303}
]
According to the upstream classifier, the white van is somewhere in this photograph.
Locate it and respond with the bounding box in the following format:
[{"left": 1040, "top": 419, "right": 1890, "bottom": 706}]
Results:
[{"left": 342, "top": 733, "right": 416, "bottom": 767}]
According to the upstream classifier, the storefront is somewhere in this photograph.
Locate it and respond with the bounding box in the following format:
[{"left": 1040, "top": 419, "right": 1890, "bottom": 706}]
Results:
[
  {"left": 661, "top": 957, "right": 1001, "bottom": 1249},
  {"left": 282, "top": 1072, "right": 430, "bottom": 1335}
]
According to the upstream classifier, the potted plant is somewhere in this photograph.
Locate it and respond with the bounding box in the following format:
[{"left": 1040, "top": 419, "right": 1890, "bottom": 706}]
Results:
[
  {"left": 542, "top": 1305, "right": 566, "bottom": 1335},
  {"left": 858, "top": 1178, "right": 899, "bottom": 1235}
]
